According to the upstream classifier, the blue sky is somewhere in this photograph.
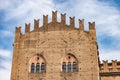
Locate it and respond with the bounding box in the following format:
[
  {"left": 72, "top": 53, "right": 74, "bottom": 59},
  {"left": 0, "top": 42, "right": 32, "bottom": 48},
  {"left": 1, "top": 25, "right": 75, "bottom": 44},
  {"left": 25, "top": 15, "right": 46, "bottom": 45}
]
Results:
[{"left": 0, "top": 0, "right": 120, "bottom": 80}]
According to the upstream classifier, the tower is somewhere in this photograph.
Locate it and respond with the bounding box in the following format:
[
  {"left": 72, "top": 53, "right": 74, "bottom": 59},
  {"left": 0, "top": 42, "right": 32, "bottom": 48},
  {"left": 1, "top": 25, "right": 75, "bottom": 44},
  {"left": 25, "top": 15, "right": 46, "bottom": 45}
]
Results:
[{"left": 11, "top": 11, "right": 100, "bottom": 80}]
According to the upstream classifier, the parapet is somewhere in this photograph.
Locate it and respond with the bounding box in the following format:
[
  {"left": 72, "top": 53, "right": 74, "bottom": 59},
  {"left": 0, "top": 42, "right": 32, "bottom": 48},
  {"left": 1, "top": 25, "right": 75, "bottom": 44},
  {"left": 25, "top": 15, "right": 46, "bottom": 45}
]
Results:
[
  {"left": 15, "top": 11, "right": 96, "bottom": 38},
  {"left": 100, "top": 60, "right": 120, "bottom": 72}
]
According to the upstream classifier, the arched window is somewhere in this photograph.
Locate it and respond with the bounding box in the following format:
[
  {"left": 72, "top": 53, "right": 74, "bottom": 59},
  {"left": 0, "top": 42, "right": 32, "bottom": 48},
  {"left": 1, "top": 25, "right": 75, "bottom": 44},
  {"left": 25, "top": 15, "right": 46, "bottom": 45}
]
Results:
[
  {"left": 41, "top": 63, "right": 46, "bottom": 73},
  {"left": 29, "top": 54, "right": 46, "bottom": 73},
  {"left": 62, "top": 62, "right": 66, "bottom": 72},
  {"left": 73, "top": 62, "right": 78, "bottom": 72},
  {"left": 31, "top": 63, "right": 35, "bottom": 73},
  {"left": 36, "top": 63, "right": 40, "bottom": 73},
  {"left": 62, "top": 54, "right": 78, "bottom": 73}
]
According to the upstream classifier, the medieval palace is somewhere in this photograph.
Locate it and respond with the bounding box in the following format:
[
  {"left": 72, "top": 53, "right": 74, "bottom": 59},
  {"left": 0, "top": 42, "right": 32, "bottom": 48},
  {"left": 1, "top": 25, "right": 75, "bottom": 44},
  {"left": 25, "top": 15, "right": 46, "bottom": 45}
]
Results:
[{"left": 11, "top": 11, "right": 120, "bottom": 80}]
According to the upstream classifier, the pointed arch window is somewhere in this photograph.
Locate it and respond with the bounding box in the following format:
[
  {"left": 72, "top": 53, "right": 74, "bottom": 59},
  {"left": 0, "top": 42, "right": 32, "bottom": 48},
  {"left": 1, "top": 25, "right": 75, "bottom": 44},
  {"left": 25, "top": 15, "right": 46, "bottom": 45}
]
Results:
[
  {"left": 29, "top": 54, "right": 46, "bottom": 73},
  {"left": 62, "top": 54, "right": 78, "bottom": 73}
]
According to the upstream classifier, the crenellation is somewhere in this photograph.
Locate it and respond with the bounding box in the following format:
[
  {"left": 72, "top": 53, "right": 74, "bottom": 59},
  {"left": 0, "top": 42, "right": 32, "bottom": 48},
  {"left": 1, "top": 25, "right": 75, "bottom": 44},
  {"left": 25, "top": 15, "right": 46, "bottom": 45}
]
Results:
[
  {"left": 100, "top": 60, "right": 120, "bottom": 80},
  {"left": 61, "top": 13, "right": 66, "bottom": 25},
  {"left": 43, "top": 15, "right": 48, "bottom": 26},
  {"left": 103, "top": 60, "right": 108, "bottom": 72},
  {"left": 112, "top": 60, "right": 117, "bottom": 71},
  {"left": 70, "top": 17, "right": 75, "bottom": 27},
  {"left": 79, "top": 19, "right": 84, "bottom": 31},
  {"left": 43, "top": 15, "right": 48, "bottom": 32},
  {"left": 89, "top": 22, "right": 96, "bottom": 41},
  {"left": 89, "top": 22, "right": 95, "bottom": 30},
  {"left": 11, "top": 11, "right": 120, "bottom": 80},
  {"left": 100, "top": 60, "right": 120, "bottom": 72},
  {"left": 52, "top": 11, "right": 57, "bottom": 22},
  {"left": 15, "top": 26, "right": 21, "bottom": 33},
  {"left": 11, "top": 11, "right": 100, "bottom": 80},
  {"left": 34, "top": 19, "right": 39, "bottom": 31},
  {"left": 15, "top": 12, "right": 98, "bottom": 36},
  {"left": 15, "top": 26, "right": 21, "bottom": 42},
  {"left": 25, "top": 23, "right": 30, "bottom": 33}
]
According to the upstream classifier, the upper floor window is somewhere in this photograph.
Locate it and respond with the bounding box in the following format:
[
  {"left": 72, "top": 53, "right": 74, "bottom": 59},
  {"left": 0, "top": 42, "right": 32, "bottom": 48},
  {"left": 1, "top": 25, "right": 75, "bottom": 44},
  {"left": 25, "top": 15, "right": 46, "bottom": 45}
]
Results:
[
  {"left": 62, "top": 62, "right": 66, "bottom": 72},
  {"left": 29, "top": 54, "right": 46, "bottom": 73},
  {"left": 73, "top": 62, "right": 77, "bottom": 72},
  {"left": 31, "top": 63, "right": 35, "bottom": 73},
  {"left": 36, "top": 63, "right": 40, "bottom": 73},
  {"left": 68, "top": 62, "right": 72, "bottom": 72},
  {"left": 41, "top": 63, "right": 46, "bottom": 73},
  {"left": 61, "top": 54, "right": 78, "bottom": 72}
]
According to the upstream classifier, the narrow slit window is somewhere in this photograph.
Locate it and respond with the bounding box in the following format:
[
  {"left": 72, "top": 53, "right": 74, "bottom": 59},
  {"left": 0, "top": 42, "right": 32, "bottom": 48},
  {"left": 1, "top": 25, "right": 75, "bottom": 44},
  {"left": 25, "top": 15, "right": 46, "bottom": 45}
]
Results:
[
  {"left": 68, "top": 62, "right": 71, "bottom": 72},
  {"left": 31, "top": 63, "right": 35, "bottom": 73},
  {"left": 73, "top": 62, "right": 77, "bottom": 72},
  {"left": 41, "top": 63, "right": 46, "bottom": 73},
  {"left": 36, "top": 63, "right": 40, "bottom": 73},
  {"left": 62, "top": 62, "right": 66, "bottom": 72}
]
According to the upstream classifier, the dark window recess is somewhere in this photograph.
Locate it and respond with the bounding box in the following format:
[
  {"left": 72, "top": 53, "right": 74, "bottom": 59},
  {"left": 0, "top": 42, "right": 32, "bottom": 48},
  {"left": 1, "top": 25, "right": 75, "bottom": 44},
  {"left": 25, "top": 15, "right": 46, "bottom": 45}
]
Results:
[
  {"left": 117, "top": 62, "right": 120, "bottom": 65},
  {"left": 73, "top": 62, "right": 78, "bottom": 72},
  {"left": 108, "top": 68, "right": 113, "bottom": 72},
  {"left": 62, "top": 62, "right": 66, "bottom": 72},
  {"left": 117, "top": 68, "right": 120, "bottom": 71},
  {"left": 68, "top": 62, "right": 71, "bottom": 72},
  {"left": 31, "top": 63, "right": 35, "bottom": 73},
  {"left": 108, "top": 63, "right": 112, "bottom": 66},
  {"left": 41, "top": 63, "right": 46, "bottom": 73},
  {"left": 36, "top": 63, "right": 40, "bottom": 73}
]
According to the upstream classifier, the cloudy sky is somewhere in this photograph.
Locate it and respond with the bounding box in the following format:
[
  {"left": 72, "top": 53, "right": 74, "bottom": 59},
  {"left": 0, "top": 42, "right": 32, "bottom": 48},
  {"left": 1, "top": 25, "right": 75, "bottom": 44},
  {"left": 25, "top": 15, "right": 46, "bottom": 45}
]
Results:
[{"left": 0, "top": 0, "right": 120, "bottom": 80}]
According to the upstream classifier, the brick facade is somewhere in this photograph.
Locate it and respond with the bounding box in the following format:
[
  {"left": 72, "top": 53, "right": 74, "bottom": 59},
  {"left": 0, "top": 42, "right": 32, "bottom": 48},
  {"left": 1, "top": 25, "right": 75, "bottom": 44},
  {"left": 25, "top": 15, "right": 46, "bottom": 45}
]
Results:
[
  {"left": 11, "top": 11, "right": 100, "bottom": 80},
  {"left": 100, "top": 60, "right": 120, "bottom": 80}
]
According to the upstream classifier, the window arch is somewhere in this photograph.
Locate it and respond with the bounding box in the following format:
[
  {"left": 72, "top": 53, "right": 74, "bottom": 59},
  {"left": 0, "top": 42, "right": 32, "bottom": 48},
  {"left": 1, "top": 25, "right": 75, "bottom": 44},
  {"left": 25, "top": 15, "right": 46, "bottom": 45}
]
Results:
[
  {"left": 29, "top": 54, "right": 46, "bottom": 73},
  {"left": 61, "top": 54, "right": 78, "bottom": 72}
]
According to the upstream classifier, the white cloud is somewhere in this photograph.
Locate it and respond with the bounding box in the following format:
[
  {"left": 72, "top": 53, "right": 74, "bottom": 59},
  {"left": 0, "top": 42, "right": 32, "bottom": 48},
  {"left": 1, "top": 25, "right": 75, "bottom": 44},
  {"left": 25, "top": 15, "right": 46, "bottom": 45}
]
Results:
[
  {"left": 3, "top": 0, "right": 54, "bottom": 21},
  {"left": 2, "top": 0, "right": 120, "bottom": 38},
  {"left": 54, "top": 0, "right": 120, "bottom": 62},
  {"left": 0, "top": 49, "right": 12, "bottom": 80},
  {"left": 99, "top": 49, "right": 120, "bottom": 62},
  {"left": 0, "top": 60, "right": 11, "bottom": 80},
  {"left": 54, "top": 0, "right": 120, "bottom": 37},
  {"left": 1, "top": 0, "right": 55, "bottom": 32},
  {"left": 0, "top": 0, "right": 12, "bottom": 9},
  {"left": 0, "top": 0, "right": 120, "bottom": 80},
  {"left": 0, "top": 49, "right": 11, "bottom": 57},
  {"left": 0, "top": 68, "right": 11, "bottom": 80},
  {"left": 0, "top": 30, "right": 14, "bottom": 37}
]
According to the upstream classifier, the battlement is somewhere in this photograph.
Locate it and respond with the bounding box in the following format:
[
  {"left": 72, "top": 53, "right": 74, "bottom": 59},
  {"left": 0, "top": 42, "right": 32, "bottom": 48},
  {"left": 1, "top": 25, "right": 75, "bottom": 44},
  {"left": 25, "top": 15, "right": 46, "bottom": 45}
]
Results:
[
  {"left": 14, "top": 11, "right": 96, "bottom": 42},
  {"left": 12, "top": 11, "right": 100, "bottom": 80},
  {"left": 15, "top": 11, "right": 96, "bottom": 33},
  {"left": 100, "top": 60, "right": 120, "bottom": 72}
]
